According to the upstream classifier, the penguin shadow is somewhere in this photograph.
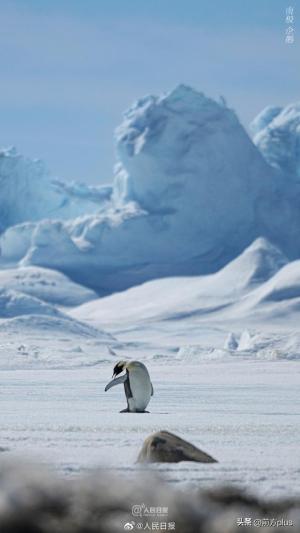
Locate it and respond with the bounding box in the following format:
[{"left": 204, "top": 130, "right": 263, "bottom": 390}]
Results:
[
  {"left": 119, "top": 409, "right": 170, "bottom": 414},
  {"left": 119, "top": 409, "right": 150, "bottom": 414}
]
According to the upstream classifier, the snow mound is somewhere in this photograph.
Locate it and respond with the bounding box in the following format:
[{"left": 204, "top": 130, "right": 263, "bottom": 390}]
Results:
[
  {"left": 179, "top": 330, "right": 300, "bottom": 361},
  {"left": 70, "top": 237, "right": 286, "bottom": 326},
  {"left": 251, "top": 102, "right": 300, "bottom": 179},
  {"left": 0, "top": 288, "right": 113, "bottom": 347},
  {"left": 0, "top": 288, "right": 63, "bottom": 319},
  {"left": 214, "top": 237, "right": 288, "bottom": 289},
  {"left": 231, "top": 260, "right": 300, "bottom": 321},
  {"left": 0, "top": 147, "right": 112, "bottom": 233},
  {"left": 0, "top": 314, "right": 112, "bottom": 340},
  {"left": 236, "top": 330, "right": 300, "bottom": 360},
  {"left": 0, "top": 266, "right": 97, "bottom": 306},
  {"left": 0, "top": 312, "right": 114, "bottom": 369},
  {"left": 258, "top": 260, "right": 300, "bottom": 303}
]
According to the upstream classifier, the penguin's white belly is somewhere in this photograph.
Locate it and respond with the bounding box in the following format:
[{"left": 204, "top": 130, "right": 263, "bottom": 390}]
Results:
[{"left": 128, "top": 371, "right": 152, "bottom": 412}]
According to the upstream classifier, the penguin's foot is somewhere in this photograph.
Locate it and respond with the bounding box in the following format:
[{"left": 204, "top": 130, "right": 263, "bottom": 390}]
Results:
[{"left": 119, "top": 408, "right": 129, "bottom": 413}]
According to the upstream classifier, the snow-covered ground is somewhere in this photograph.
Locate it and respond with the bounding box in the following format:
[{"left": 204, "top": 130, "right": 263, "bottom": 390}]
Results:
[
  {"left": 1, "top": 361, "right": 299, "bottom": 499},
  {"left": 0, "top": 236, "right": 299, "bottom": 499}
]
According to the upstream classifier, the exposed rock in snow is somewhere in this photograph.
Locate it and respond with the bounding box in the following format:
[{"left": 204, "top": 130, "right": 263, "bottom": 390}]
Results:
[
  {"left": 0, "top": 266, "right": 97, "bottom": 306},
  {"left": 0, "top": 147, "right": 112, "bottom": 233},
  {"left": 251, "top": 102, "right": 300, "bottom": 179},
  {"left": 137, "top": 430, "right": 217, "bottom": 463}
]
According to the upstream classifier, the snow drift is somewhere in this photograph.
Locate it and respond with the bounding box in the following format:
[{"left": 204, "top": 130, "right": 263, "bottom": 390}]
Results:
[
  {"left": 0, "top": 288, "right": 62, "bottom": 319},
  {"left": 70, "top": 238, "right": 288, "bottom": 326},
  {"left": 0, "top": 287, "right": 112, "bottom": 337},
  {"left": 0, "top": 266, "right": 97, "bottom": 306}
]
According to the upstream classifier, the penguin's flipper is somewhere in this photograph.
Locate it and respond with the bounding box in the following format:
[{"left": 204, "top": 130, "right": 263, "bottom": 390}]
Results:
[
  {"left": 151, "top": 383, "right": 154, "bottom": 396},
  {"left": 105, "top": 374, "right": 127, "bottom": 391}
]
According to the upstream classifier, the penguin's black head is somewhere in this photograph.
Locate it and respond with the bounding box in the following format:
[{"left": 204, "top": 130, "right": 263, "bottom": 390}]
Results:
[{"left": 112, "top": 360, "right": 127, "bottom": 378}]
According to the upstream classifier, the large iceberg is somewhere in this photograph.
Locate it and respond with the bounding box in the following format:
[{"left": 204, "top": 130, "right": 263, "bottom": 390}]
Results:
[{"left": 1, "top": 86, "right": 300, "bottom": 293}]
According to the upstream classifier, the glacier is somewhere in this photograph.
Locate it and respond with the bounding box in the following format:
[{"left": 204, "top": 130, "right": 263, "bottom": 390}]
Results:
[{"left": 1, "top": 85, "right": 300, "bottom": 293}]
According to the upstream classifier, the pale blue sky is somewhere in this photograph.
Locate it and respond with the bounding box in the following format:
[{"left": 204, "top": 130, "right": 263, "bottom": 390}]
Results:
[{"left": 1, "top": 0, "right": 299, "bottom": 184}]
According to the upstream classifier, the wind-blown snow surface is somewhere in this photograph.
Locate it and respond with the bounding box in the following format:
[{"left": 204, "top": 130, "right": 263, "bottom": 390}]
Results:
[
  {"left": 0, "top": 284, "right": 113, "bottom": 369},
  {"left": 70, "top": 238, "right": 289, "bottom": 327},
  {"left": 2, "top": 86, "right": 300, "bottom": 293},
  {"left": 2, "top": 363, "right": 299, "bottom": 499}
]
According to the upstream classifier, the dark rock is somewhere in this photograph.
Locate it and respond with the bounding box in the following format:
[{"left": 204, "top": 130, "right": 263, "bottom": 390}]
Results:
[{"left": 137, "top": 430, "right": 217, "bottom": 463}]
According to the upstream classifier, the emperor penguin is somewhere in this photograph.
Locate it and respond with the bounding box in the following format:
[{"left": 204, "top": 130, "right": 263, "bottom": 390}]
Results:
[{"left": 104, "top": 360, "right": 154, "bottom": 413}]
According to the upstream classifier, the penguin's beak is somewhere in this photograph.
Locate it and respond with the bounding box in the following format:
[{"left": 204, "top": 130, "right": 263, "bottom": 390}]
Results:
[{"left": 105, "top": 373, "right": 127, "bottom": 392}]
